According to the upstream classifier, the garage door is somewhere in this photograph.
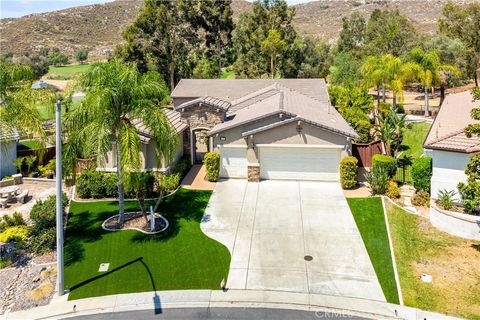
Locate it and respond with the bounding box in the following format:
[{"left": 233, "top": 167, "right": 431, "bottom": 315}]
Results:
[
  {"left": 219, "top": 146, "right": 247, "bottom": 178},
  {"left": 259, "top": 146, "right": 341, "bottom": 181}
]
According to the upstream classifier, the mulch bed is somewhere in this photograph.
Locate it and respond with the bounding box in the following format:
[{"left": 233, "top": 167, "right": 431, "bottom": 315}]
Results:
[{"left": 103, "top": 211, "right": 167, "bottom": 233}]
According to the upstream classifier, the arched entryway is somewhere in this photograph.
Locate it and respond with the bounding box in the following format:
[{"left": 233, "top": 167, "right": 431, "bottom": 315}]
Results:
[{"left": 191, "top": 128, "right": 210, "bottom": 164}]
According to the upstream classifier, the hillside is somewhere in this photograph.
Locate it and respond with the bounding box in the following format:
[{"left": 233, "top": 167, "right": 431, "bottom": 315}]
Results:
[{"left": 0, "top": 0, "right": 477, "bottom": 60}]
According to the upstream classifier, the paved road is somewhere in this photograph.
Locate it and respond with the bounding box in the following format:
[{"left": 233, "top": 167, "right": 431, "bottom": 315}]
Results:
[
  {"left": 69, "top": 307, "right": 369, "bottom": 320},
  {"left": 201, "top": 180, "right": 385, "bottom": 301}
]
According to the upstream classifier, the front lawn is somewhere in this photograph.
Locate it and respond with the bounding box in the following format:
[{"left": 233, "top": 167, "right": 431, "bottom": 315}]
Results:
[
  {"left": 64, "top": 189, "right": 231, "bottom": 300},
  {"left": 47, "top": 64, "right": 90, "bottom": 80},
  {"left": 386, "top": 201, "right": 480, "bottom": 319},
  {"left": 347, "top": 197, "right": 399, "bottom": 304},
  {"left": 400, "top": 122, "right": 431, "bottom": 159}
]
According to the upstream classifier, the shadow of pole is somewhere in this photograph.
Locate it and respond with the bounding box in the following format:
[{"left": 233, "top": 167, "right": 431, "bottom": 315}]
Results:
[{"left": 139, "top": 259, "right": 162, "bottom": 315}]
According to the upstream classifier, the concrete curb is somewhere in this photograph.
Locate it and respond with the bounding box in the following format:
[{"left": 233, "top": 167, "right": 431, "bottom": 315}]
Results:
[
  {"left": 2, "top": 289, "right": 461, "bottom": 320},
  {"left": 381, "top": 196, "right": 404, "bottom": 305}
]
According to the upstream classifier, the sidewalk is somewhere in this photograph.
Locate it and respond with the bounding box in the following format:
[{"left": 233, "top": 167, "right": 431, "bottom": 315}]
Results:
[
  {"left": 181, "top": 165, "right": 215, "bottom": 191},
  {"left": 2, "top": 289, "right": 461, "bottom": 320}
]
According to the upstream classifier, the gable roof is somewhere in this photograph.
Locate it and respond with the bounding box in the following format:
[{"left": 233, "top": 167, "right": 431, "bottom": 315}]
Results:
[
  {"left": 424, "top": 91, "right": 480, "bottom": 153},
  {"left": 131, "top": 108, "right": 187, "bottom": 144},
  {"left": 209, "top": 83, "right": 358, "bottom": 139},
  {"left": 0, "top": 127, "right": 19, "bottom": 142},
  {"left": 171, "top": 79, "right": 330, "bottom": 103}
]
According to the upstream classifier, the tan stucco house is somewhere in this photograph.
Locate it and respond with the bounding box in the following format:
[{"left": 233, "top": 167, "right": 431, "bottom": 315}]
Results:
[{"left": 171, "top": 79, "right": 358, "bottom": 182}]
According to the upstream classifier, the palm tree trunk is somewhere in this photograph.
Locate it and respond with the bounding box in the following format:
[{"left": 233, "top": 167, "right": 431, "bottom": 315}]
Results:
[
  {"left": 392, "top": 93, "right": 397, "bottom": 109},
  {"left": 424, "top": 87, "right": 429, "bottom": 117},
  {"left": 153, "top": 190, "right": 164, "bottom": 214},
  {"left": 382, "top": 82, "right": 386, "bottom": 102},
  {"left": 169, "top": 62, "right": 175, "bottom": 92},
  {"left": 116, "top": 144, "right": 125, "bottom": 225},
  {"left": 440, "top": 85, "right": 445, "bottom": 105},
  {"left": 376, "top": 85, "right": 380, "bottom": 107}
]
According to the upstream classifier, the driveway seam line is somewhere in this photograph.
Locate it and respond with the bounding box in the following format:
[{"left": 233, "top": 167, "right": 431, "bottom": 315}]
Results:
[
  {"left": 231, "top": 181, "right": 249, "bottom": 289},
  {"left": 297, "top": 181, "right": 310, "bottom": 301},
  {"left": 245, "top": 181, "right": 260, "bottom": 290}
]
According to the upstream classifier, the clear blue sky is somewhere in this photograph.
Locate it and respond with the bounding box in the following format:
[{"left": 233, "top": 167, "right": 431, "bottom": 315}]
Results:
[{"left": 0, "top": 0, "right": 313, "bottom": 19}]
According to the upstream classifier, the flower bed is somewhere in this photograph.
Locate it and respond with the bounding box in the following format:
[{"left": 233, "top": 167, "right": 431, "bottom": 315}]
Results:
[{"left": 102, "top": 211, "right": 168, "bottom": 234}]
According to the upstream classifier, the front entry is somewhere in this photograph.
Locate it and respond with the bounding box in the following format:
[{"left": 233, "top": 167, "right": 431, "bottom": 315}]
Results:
[{"left": 192, "top": 129, "right": 209, "bottom": 164}]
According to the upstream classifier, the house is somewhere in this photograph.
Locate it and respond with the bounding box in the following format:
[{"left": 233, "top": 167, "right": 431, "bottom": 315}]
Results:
[
  {"left": 99, "top": 108, "right": 187, "bottom": 173},
  {"left": 424, "top": 91, "right": 480, "bottom": 200},
  {"left": 171, "top": 79, "right": 358, "bottom": 182},
  {"left": 0, "top": 128, "right": 19, "bottom": 179}
]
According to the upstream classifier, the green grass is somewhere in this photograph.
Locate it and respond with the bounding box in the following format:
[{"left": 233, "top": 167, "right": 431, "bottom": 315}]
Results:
[
  {"left": 47, "top": 64, "right": 90, "bottom": 80},
  {"left": 19, "top": 139, "right": 41, "bottom": 149},
  {"left": 220, "top": 70, "right": 235, "bottom": 79},
  {"left": 386, "top": 201, "right": 480, "bottom": 319},
  {"left": 64, "top": 189, "right": 231, "bottom": 300},
  {"left": 399, "top": 122, "right": 431, "bottom": 159},
  {"left": 347, "top": 197, "right": 399, "bottom": 304}
]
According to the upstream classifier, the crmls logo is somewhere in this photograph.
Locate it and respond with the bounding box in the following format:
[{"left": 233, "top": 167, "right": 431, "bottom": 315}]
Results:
[{"left": 315, "top": 310, "right": 355, "bottom": 318}]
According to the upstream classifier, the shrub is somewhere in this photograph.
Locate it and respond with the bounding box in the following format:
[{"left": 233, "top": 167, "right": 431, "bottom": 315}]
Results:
[
  {"left": 172, "top": 156, "right": 191, "bottom": 178},
  {"left": 103, "top": 173, "right": 118, "bottom": 198},
  {"left": 411, "top": 157, "right": 432, "bottom": 192},
  {"left": 28, "top": 193, "right": 67, "bottom": 254},
  {"left": 458, "top": 154, "right": 480, "bottom": 215},
  {"left": 204, "top": 152, "right": 220, "bottom": 182},
  {"left": 372, "top": 154, "right": 397, "bottom": 178},
  {"left": 0, "top": 212, "right": 26, "bottom": 232},
  {"left": 436, "top": 189, "right": 457, "bottom": 211},
  {"left": 0, "top": 226, "right": 29, "bottom": 244},
  {"left": 365, "top": 166, "right": 389, "bottom": 195},
  {"left": 0, "top": 258, "right": 12, "bottom": 269},
  {"left": 76, "top": 171, "right": 118, "bottom": 199},
  {"left": 412, "top": 190, "right": 430, "bottom": 207},
  {"left": 386, "top": 180, "right": 401, "bottom": 198},
  {"left": 161, "top": 173, "right": 180, "bottom": 192},
  {"left": 340, "top": 156, "right": 358, "bottom": 189}
]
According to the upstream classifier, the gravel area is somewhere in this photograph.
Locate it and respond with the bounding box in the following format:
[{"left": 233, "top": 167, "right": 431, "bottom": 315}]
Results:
[
  {"left": 0, "top": 253, "right": 56, "bottom": 315},
  {"left": 103, "top": 212, "right": 167, "bottom": 233}
]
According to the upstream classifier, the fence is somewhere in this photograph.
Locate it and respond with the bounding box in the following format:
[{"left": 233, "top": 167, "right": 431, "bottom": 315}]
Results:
[
  {"left": 395, "top": 164, "right": 413, "bottom": 184},
  {"left": 17, "top": 146, "right": 56, "bottom": 164},
  {"left": 352, "top": 140, "right": 383, "bottom": 167}
]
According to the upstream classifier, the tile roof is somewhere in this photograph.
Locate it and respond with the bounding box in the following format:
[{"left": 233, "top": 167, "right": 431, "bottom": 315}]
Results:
[
  {"left": 130, "top": 108, "right": 187, "bottom": 144},
  {"left": 176, "top": 96, "right": 231, "bottom": 111},
  {"left": 0, "top": 127, "right": 19, "bottom": 142},
  {"left": 424, "top": 91, "right": 480, "bottom": 153},
  {"left": 171, "top": 79, "right": 330, "bottom": 103},
  {"left": 209, "top": 83, "right": 358, "bottom": 139}
]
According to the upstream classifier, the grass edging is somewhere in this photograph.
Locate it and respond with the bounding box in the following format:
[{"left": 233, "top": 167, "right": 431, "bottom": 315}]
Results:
[{"left": 381, "top": 196, "right": 404, "bottom": 305}]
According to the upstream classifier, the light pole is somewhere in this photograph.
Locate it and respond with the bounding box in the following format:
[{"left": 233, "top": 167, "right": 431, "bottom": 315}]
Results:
[{"left": 55, "top": 99, "right": 64, "bottom": 296}]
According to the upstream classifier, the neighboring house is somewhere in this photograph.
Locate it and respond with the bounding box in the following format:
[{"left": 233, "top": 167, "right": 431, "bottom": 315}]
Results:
[
  {"left": 0, "top": 128, "right": 19, "bottom": 179},
  {"left": 171, "top": 79, "right": 358, "bottom": 182},
  {"left": 424, "top": 91, "right": 480, "bottom": 200},
  {"left": 99, "top": 108, "right": 187, "bottom": 173}
]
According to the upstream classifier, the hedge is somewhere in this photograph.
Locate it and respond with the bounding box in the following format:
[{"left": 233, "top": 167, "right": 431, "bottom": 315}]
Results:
[
  {"left": 204, "top": 152, "right": 220, "bottom": 182},
  {"left": 412, "top": 157, "right": 432, "bottom": 192},
  {"left": 372, "top": 154, "right": 397, "bottom": 178},
  {"left": 340, "top": 156, "right": 358, "bottom": 189}
]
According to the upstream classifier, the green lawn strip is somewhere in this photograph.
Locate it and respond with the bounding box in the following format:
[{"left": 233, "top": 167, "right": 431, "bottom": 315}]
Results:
[
  {"left": 19, "top": 139, "right": 41, "bottom": 149},
  {"left": 400, "top": 122, "right": 431, "bottom": 159},
  {"left": 48, "top": 64, "right": 90, "bottom": 75},
  {"left": 220, "top": 70, "right": 235, "bottom": 79},
  {"left": 347, "top": 197, "right": 399, "bottom": 304},
  {"left": 65, "top": 189, "right": 231, "bottom": 300}
]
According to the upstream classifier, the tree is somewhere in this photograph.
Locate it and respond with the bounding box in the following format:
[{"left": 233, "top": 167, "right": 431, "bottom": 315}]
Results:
[
  {"left": 63, "top": 59, "right": 177, "bottom": 225},
  {"left": 296, "top": 37, "right": 331, "bottom": 79},
  {"left": 75, "top": 50, "right": 89, "bottom": 64},
  {"left": 232, "top": 0, "right": 297, "bottom": 78},
  {"left": 465, "top": 88, "right": 480, "bottom": 139},
  {"left": 361, "top": 55, "right": 388, "bottom": 107},
  {"left": 118, "top": 0, "right": 233, "bottom": 90},
  {"left": 0, "top": 60, "right": 51, "bottom": 148},
  {"left": 336, "top": 12, "right": 366, "bottom": 57},
  {"left": 364, "top": 8, "right": 418, "bottom": 57},
  {"left": 192, "top": 54, "right": 218, "bottom": 79},
  {"left": 48, "top": 49, "right": 69, "bottom": 66},
  {"left": 439, "top": 2, "right": 480, "bottom": 86},
  {"left": 405, "top": 48, "right": 458, "bottom": 116},
  {"left": 329, "top": 52, "right": 361, "bottom": 87},
  {"left": 261, "top": 29, "right": 286, "bottom": 78},
  {"left": 14, "top": 53, "right": 49, "bottom": 78}
]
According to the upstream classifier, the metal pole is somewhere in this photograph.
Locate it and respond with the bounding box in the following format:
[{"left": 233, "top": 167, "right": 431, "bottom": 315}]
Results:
[{"left": 55, "top": 100, "right": 64, "bottom": 296}]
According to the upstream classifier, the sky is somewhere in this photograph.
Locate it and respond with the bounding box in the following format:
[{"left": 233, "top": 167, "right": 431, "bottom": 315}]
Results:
[{"left": 0, "top": 0, "right": 314, "bottom": 19}]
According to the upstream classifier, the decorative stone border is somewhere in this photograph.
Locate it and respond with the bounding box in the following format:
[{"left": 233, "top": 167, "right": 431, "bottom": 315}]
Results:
[
  {"left": 101, "top": 212, "right": 169, "bottom": 235},
  {"left": 430, "top": 203, "right": 480, "bottom": 241}
]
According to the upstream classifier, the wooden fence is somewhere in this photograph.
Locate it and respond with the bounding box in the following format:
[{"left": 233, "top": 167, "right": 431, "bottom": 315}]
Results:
[
  {"left": 352, "top": 140, "right": 383, "bottom": 168},
  {"left": 17, "top": 146, "right": 56, "bottom": 164}
]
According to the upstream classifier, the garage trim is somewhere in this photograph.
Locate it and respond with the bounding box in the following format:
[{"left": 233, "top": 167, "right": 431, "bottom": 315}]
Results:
[{"left": 256, "top": 144, "right": 344, "bottom": 149}]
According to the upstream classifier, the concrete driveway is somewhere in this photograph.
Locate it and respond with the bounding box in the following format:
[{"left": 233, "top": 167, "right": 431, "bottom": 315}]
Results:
[{"left": 201, "top": 180, "right": 386, "bottom": 302}]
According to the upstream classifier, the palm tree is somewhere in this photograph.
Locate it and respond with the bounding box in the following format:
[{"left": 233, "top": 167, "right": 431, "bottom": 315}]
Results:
[
  {"left": 63, "top": 59, "right": 177, "bottom": 225},
  {"left": 0, "top": 60, "right": 51, "bottom": 147},
  {"left": 362, "top": 55, "right": 386, "bottom": 107},
  {"left": 405, "top": 48, "right": 458, "bottom": 116},
  {"left": 375, "top": 106, "right": 409, "bottom": 156}
]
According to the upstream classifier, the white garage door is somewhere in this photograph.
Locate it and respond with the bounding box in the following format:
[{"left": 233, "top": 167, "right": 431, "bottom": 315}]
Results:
[
  {"left": 219, "top": 146, "right": 247, "bottom": 178},
  {"left": 259, "top": 146, "right": 341, "bottom": 181}
]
